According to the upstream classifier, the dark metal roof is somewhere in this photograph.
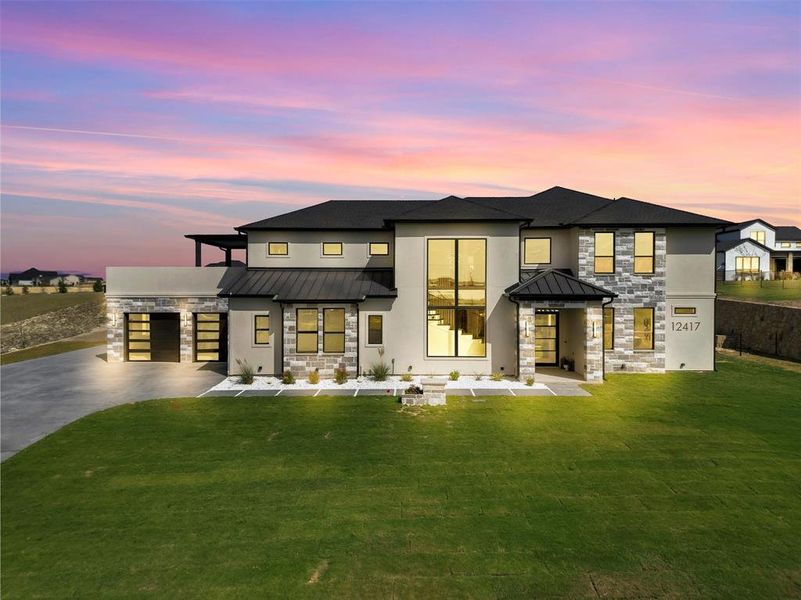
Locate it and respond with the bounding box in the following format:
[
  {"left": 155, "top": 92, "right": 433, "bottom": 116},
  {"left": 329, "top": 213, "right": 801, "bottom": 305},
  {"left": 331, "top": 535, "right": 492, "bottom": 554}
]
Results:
[
  {"left": 505, "top": 269, "right": 617, "bottom": 300},
  {"left": 220, "top": 268, "right": 397, "bottom": 301},
  {"left": 775, "top": 225, "right": 801, "bottom": 241},
  {"left": 185, "top": 234, "right": 248, "bottom": 249},
  {"left": 572, "top": 197, "right": 729, "bottom": 227},
  {"left": 716, "top": 238, "right": 771, "bottom": 253}
]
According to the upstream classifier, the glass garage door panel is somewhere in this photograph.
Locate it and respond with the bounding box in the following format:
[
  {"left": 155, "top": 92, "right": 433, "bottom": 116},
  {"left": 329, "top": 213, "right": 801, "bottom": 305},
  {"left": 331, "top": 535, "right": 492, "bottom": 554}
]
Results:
[
  {"left": 194, "top": 313, "right": 227, "bottom": 362},
  {"left": 126, "top": 313, "right": 151, "bottom": 361},
  {"left": 534, "top": 312, "right": 558, "bottom": 366}
]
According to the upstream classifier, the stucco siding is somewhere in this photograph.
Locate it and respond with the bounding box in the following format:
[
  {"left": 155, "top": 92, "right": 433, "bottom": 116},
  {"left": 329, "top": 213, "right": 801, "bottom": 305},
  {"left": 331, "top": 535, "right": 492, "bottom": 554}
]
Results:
[
  {"left": 106, "top": 266, "right": 243, "bottom": 297},
  {"left": 247, "top": 230, "right": 393, "bottom": 269},
  {"left": 228, "top": 298, "right": 282, "bottom": 375},
  {"left": 519, "top": 228, "right": 574, "bottom": 270},
  {"left": 666, "top": 228, "right": 716, "bottom": 295}
]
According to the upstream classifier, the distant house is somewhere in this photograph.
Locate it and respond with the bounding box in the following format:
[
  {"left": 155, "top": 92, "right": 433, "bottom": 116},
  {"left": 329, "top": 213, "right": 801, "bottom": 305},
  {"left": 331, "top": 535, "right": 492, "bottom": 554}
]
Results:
[
  {"left": 716, "top": 220, "right": 801, "bottom": 280},
  {"left": 49, "top": 274, "right": 82, "bottom": 286},
  {"left": 9, "top": 268, "right": 59, "bottom": 286}
]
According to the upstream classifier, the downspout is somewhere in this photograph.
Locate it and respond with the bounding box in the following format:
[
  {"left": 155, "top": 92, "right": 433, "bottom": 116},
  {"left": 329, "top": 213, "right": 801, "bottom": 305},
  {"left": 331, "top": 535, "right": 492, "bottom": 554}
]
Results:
[
  {"left": 508, "top": 295, "right": 521, "bottom": 378},
  {"left": 601, "top": 296, "right": 614, "bottom": 381}
]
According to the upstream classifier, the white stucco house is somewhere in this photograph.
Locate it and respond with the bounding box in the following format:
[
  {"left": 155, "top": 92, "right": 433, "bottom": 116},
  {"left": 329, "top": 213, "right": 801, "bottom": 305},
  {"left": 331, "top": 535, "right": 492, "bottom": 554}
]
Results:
[{"left": 716, "top": 219, "right": 801, "bottom": 280}]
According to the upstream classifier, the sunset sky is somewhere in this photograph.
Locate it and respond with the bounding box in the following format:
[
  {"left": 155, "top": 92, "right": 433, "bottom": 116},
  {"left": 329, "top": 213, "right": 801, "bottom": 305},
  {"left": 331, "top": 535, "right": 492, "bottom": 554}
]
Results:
[{"left": 2, "top": 1, "right": 799, "bottom": 275}]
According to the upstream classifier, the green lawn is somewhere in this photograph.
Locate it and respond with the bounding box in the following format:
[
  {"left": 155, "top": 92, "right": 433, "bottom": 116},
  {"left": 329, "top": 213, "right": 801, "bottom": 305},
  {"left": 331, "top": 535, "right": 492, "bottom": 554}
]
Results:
[
  {"left": 0, "top": 291, "right": 104, "bottom": 324},
  {"left": 0, "top": 330, "right": 106, "bottom": 365},
  {"left": 2, "top": 355, "right": 800, "bottom": 598},
  {"left": 717, "top": 280, "right": 801, "bottom": 302}
]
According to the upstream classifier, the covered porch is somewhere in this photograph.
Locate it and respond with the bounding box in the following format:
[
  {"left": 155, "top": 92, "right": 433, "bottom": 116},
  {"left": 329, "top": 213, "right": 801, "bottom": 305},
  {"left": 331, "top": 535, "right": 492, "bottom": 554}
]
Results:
[{"left": 505, "top": 269, "right": 617, "bottom": 383}]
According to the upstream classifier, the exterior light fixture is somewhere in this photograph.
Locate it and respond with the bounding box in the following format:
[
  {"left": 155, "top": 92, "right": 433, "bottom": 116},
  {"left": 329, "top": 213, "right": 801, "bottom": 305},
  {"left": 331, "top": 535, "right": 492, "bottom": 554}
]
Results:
[{"left": 111, "top": 313, "right": 117, "bottom": 327}]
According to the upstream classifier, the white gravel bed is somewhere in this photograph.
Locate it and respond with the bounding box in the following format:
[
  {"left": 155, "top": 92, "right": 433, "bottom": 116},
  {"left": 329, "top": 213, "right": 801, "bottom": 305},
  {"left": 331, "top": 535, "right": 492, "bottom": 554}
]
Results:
[{"left": 208, "top": 374, "right": 548, "bottom": 392}]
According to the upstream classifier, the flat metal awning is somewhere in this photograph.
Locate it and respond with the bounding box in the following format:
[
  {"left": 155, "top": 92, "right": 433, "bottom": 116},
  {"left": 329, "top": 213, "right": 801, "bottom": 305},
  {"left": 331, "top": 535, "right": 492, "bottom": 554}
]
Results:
[
  {"left": 505, "top": 269, "right": 617, "bottom": 300},
  {"left": 219, "top": 268, "right": 397, "bottom": 302},
  {"left": 185, "top": 233, "right": 247, "bottom": 266}
]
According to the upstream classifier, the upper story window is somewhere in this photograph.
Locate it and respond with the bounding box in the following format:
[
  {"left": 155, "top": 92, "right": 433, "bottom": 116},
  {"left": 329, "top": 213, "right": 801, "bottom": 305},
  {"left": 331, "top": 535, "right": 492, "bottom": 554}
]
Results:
[
  {"left": 750, "top": 230, "right": 765, "bottom": 245},
  {"left": 427, "top": 238, "right": 486, "bottom": 357},
  {"left": 523, "top": 238, "right": 551, "bottom": 264},
  {"left": 369, "top": 242, "right": 389, "bottom": 256},
  {"left": 634, "top": 232, "right": 655, "bottom": 274},
  {"left": 594, "top": 232, "right": 615, "bottom": 274},
  {"left": 267, "top": 242, "right": 288, "bottom": 256},
  {"left": 780, "top": 242, "right": 791, "bottom": 248},
  {"left": 322, "top": 242, "right": 343, "bottom": 256}
]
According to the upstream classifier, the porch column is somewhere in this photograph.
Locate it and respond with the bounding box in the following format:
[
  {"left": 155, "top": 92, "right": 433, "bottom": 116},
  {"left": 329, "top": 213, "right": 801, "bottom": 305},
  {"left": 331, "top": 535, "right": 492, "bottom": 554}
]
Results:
[
  {"left": 195, "top": 241, "right": 202, "bottom": 267},
  {"left": 224, "top": 248, "right": 232, "bottom": 266},
  {"left": 584, "top": 303, "right": 603, "bottom": 383},
  {"left": 788, "top": 252, "right": 794, "bottom": 274},
  {"left": 518, "top": 301, "right": 537, "bottom": 381}
]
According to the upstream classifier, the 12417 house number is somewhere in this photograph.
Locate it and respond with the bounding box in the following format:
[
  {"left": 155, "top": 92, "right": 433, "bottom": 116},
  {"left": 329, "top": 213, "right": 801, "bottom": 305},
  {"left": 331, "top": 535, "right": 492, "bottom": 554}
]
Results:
[{"left": 671, "top": 321, "right": 700, "bottom": 332}]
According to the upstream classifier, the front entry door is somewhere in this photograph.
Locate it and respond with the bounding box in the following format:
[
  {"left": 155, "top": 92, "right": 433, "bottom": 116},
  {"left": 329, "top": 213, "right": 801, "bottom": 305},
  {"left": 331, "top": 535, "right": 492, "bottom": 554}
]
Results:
[{"left": 534, "top": 311, "right": 559, "bottom": 366}]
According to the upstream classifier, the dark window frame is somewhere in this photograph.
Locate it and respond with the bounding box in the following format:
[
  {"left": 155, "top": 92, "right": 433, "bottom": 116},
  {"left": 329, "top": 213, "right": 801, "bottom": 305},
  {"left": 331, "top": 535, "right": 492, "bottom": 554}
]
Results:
[
  {"left": 322, "top": 308, "right": 346, "bottom": 353},
  {"left": 633, "top": 307, "right": 655, "bottom": 351},
  {"left": 194, "top": 312, "right": 226, "bottom": 362},
  {"left": 603, "top": 307, "right": 614, "bottom": 350},
  {"left": 633, "top": 231, "right": 656, "bottom": 274},
  {"left": 368, "top": 242, "right": 389, "bottom": 256},
  {"left": 321, "top": 241, "right": 343, "bottom": 256},
  {"left": 267, "top": 242, "right": 289, "bottom": 256},
  {"left": 735, "top": 256, "right": 760, "bottom": 274},
  {"left": 367, "top": 314, "right": 383, "bottom": 345},
  {"left": 523, "top": 237, "right": 552, "bottom": 265},
  {"left": 125, "top": 313, "right": 151, "bottom": 361},
  {"left": 594, "top": 232, "right": 616, "bottom": 274},
  {"left": 672, "top": 307, "right": 697, "bottom": 316},
  {"left": 425, "top": 237, "right": 487, "bottom": 358},
  {"left": 254, "top": 314, "right": 270, "bottom": 345},
  {"left": 296, "top": 308, "right": 318, "bottom": 354}
]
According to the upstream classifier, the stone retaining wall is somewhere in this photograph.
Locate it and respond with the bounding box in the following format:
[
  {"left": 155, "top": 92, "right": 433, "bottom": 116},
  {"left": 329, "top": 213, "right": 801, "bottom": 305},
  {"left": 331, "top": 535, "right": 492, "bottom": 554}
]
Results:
[{"left": 715, "top": 299, "right": 801, "bottom": 362}]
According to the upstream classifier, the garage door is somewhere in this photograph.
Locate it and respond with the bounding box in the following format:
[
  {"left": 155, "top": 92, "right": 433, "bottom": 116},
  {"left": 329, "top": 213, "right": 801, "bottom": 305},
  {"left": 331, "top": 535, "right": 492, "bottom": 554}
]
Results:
[{"left": 126, "top": 313, "right": 180, "bottom": 362}]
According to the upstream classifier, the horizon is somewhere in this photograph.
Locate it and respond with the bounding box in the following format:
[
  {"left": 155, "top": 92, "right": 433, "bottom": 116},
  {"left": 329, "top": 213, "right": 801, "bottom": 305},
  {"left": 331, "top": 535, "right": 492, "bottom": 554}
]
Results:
[{"left": 2, "top": 1, "right": 800, "bottom": 276}]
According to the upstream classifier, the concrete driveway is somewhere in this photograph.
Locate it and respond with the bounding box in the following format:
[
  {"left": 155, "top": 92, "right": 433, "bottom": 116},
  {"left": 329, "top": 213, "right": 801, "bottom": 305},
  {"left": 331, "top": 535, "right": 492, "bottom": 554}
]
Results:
[{"left": 1, "top": 348, "right": 226, "bottom": 460}]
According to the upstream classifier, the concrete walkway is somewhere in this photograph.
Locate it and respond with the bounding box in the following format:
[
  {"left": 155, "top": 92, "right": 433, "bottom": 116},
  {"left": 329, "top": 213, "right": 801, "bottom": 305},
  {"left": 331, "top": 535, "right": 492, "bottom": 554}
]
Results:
[{"left": 1, "top": 348, "right": 226, "bottom": 460}]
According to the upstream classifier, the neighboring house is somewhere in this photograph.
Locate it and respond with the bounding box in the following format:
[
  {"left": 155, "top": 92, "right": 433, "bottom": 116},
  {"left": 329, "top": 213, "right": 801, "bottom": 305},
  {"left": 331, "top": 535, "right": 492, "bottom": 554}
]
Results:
[
  {"left": 9, "top": 268, "right": 59, "bottom": 286},
  {"left": 48, "top": 274, "right": 82, "bottom": 286},
  {"left": 106, "top": 186, "right": 727, "bottom": 382},
  {"left": 716, "top": 219, "right": 801, "bottom": 280}
]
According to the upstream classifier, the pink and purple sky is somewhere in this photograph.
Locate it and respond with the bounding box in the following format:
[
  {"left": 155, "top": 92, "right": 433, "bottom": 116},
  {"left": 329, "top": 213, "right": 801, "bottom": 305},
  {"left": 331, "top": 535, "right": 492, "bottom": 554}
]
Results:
[{"left": 2, "top": 1, "right": 800, "bottom": 275}]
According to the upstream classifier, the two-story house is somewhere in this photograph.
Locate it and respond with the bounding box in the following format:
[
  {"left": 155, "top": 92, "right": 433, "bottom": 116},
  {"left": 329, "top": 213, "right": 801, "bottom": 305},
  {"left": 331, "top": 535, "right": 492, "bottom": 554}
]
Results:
[
  {"left": 106, "top": 186, "right": 727, "bottom": 382},
  {"left": 716, "top": 219, "right": 801, "bottom": 280}
]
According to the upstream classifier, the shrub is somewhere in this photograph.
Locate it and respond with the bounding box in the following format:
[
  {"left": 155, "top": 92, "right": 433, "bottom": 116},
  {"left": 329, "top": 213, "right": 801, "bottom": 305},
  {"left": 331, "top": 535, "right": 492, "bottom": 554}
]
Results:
[
  {"left": 449, "top": 370, "right": 460, "bottom": 381},
  {"left": 308, "top": 370, "right": 320, "bottom": 385},
  {"left": 57, "top": 279, "right": 68, "bottom": 293},
  {"left": 22, "top": 285, "right": 29, "bottom": 295},
  {"left": 400, "top": 372, "right": 413, "bottom": 382},
  {"left": 370, "top": 361, "right": 391, "bottom": 381},
  {"left": 490, "top": 371, "right": 504, "bottom": 382},
  {"left": 525, "top": 376, "right": 535, "bottom": 387},
  {"left": 404, "top": 385, "right": 423, "bottom": 395},
  {"left": 334, "top": 367, "right": 348, "bottom": 385},
  {"left": 3, "top": 286, "right": 14, "bottom": 296},
  {"left": 236, "top": 359, "right": 254, "bottom": 384},
  {"left": 92, "top": 279, "right": 104, "bottom": 292},
  {"left": 281, "top": 370, "right": 295, "bottom": 385}
]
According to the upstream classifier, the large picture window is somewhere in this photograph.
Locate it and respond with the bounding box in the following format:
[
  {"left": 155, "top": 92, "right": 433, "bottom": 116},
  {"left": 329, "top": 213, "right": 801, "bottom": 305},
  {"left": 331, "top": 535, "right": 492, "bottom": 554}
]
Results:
[
  {"left": 594, "top": 232, "right": 615, "bottom": 274},
  {"left": 323, "top": 308, "right": 345, "bottom": 353},
  {"left": 296, "top": 309, "right": 318, "bottom": 353},
  {"left": 427, "top": 238, "right": 486, "bottom": 357},
  {"left": 735, "top": 256, "right": 760, "bottom": 275},
  {"left": 523, "top": 238, "right": 551, "bottom": 264},
  {"left": 633, "top": 307, "right": 654, "bottom": 350},
  {"left": 603, "top": 307, "right": 614, "bottom": 350},
  {"left": 634, "top": 232, "right": 655, "bottom": 274}
]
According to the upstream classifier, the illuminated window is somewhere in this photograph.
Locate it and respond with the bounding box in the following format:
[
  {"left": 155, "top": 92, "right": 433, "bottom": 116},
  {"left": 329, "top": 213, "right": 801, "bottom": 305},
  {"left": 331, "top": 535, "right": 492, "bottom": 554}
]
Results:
[
  {"left": 268, "top": 242, "right": 288, "bottom": 256},
  {"left": 127, "top": 313, "right": 150, "bottom": 361},
  {"left": 523, "top": 238, "right": 551, "bottom": 264},
  {"left": 427, "top": 238, "right": 486, "bottom": 357},
  {"left": 750, "top": 230, "right": 765, "bottom": 245},
  {"left": 634, "top": 232, "right": 655, "bottom": 274},
  {"left": 369, "top": 242, "right": 389, "bottom": 256},
  {"left": 367, "top": 315, "right": 383, "bottom": 345},
  {"left": 323, "top": 308, "right": 345, "bottom": 353},
  {"left": 673, "top": 307, "right": 696, "bottom": 316},
  {"left": 735, "top": 256, "right": 760, "bottom": 275},
  {"left": 254, "top": 314, "right": 270, "bottom": 345},
  {"left": 603, "top": 307, "right": 614, "bottom": 350},
  {"left": 780, "top": 242, "right": 791, "bottom": 248},
  {"left": 296, "top": 309, "right": 318, "bottom": 353},
  {"left": 534, "top": 312, "right": 558, "bottom": 365},
  {"left": 633, "top": 308, "right": 654, "bottom": 350},
  {"left": 194, "top": 313, "right": 225, "bottom": 361},
  {"left": 594, "top": 232, "right": 615, "bottom": 274},
  {"left": 796, "top": 242, "right": 801, "bottom": 248},
  {"left": 322, "top": 242, "right": 342, "bottom": 256}
]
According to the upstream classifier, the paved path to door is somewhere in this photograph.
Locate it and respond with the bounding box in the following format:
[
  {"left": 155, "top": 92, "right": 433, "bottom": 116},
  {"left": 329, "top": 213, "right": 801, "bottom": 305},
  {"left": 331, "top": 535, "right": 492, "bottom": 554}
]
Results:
[{"left": 1, "top": 348, "right": 226, "bottom": 461}]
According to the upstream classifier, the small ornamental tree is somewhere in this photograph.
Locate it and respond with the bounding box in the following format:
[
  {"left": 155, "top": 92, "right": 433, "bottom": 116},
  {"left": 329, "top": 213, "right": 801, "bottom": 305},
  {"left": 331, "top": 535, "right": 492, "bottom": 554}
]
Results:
[
  {"left": 57, "top": 279, "right": 68, "bottom": 293},
  {"left": 92, "top": 279, "right": 104, "bottom": 292}
]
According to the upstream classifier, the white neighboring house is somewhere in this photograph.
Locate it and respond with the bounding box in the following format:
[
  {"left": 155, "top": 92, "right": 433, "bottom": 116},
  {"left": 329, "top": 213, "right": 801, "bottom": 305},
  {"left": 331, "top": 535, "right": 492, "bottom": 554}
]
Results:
[
  {"left": 48, "top": 274, "right": 82, "bottom": 286},
  {"left": 716, "top": 219, "right": 801, "bottom": 280}
]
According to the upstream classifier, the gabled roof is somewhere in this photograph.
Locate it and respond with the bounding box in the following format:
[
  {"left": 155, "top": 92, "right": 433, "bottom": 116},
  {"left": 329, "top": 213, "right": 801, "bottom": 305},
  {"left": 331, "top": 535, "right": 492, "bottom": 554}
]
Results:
[
  {"left": 237, "top": 200, "right": 431, "bottom": 231},
  {"left": 219, "top": 268, "right": 396, "bottom": 301},
  {"left": 573, "top": 197, "right": 728, "bottom": 227},
  {"left": 505, "top": 269, "right": 617, "bottom": 300},
  {"left": 387, "top": 195, "right": 528, "bottom": 222},
  {"left": 716, "top": 238, "right": 771, "bottom": 253},
  {"left": 775, "top": 225, "right": 801, "bottom": 241}
]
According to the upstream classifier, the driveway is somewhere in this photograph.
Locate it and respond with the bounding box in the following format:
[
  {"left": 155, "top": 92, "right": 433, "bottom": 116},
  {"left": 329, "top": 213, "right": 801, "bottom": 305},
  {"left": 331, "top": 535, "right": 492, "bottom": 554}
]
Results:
[{"left": 1, "top": 348, "right": 226, "bottom": 460}]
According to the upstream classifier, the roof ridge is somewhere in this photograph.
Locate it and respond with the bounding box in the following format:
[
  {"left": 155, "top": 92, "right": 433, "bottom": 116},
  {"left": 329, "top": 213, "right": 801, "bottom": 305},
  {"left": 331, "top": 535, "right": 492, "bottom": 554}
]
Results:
[{"left": 459, "top": 196, "right": 530, "bottom": 220}]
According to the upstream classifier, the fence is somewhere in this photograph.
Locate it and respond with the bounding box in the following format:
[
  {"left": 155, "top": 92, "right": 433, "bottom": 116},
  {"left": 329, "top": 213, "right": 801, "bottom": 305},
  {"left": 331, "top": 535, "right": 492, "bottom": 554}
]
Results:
[{"left": 715, "top": 299, "right": 801, "bottom": 362}]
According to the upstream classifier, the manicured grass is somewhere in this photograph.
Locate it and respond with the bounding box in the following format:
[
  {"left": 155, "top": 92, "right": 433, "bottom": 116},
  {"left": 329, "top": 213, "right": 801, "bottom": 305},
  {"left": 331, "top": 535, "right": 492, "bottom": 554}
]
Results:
[
  {"left": 0, "top": 292, "right": 104, "bottom": 324},
  {"left": 0, "top": 330, "right": 106, "bottom": 365},
  {"left": 2, "top": 355, "right": 800, "bottom": 598},
  {"left": 717, "top": 280, "right": 801, "bottom": 303}
]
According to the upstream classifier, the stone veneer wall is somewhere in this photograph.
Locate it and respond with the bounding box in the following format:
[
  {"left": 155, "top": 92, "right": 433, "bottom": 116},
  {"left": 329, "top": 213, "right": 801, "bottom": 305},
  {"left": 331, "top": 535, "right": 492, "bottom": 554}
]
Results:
[
  {"left": 518, "top": 301, "right": 537, "bottom": 381},
  {"left": 583, "top": 304, "right": 604, "bottom": 382},
  {"left": 283, "top": 303, "right": 358, "bottom": 378},
  {"left": 106, "top": 296, "right": 228, "bottom": 363},
  {"left": 578, "top": 228, "right": 666, "bottom": 373}
]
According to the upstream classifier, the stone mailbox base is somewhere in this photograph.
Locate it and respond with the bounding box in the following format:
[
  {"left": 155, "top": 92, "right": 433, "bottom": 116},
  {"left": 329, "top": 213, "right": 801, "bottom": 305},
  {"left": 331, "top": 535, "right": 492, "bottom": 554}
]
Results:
[{"left": 401, "top": 378, "right": 446, "bottom": 406}]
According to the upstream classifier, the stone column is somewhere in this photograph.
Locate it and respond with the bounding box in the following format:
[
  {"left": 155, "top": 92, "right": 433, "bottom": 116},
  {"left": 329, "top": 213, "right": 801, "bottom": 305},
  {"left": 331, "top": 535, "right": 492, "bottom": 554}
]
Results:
[
  {"left": 584, "top": 303, "right": 603, "bottom": 382},
  {"left": 518, "top": 301, "right": 537, "bottom": 381},
  {"left": 106, "top": 298, "right": 124, "bottom": 362},
  {"left": 179, "top": 307, "right": 193, "bottom": 363}
]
